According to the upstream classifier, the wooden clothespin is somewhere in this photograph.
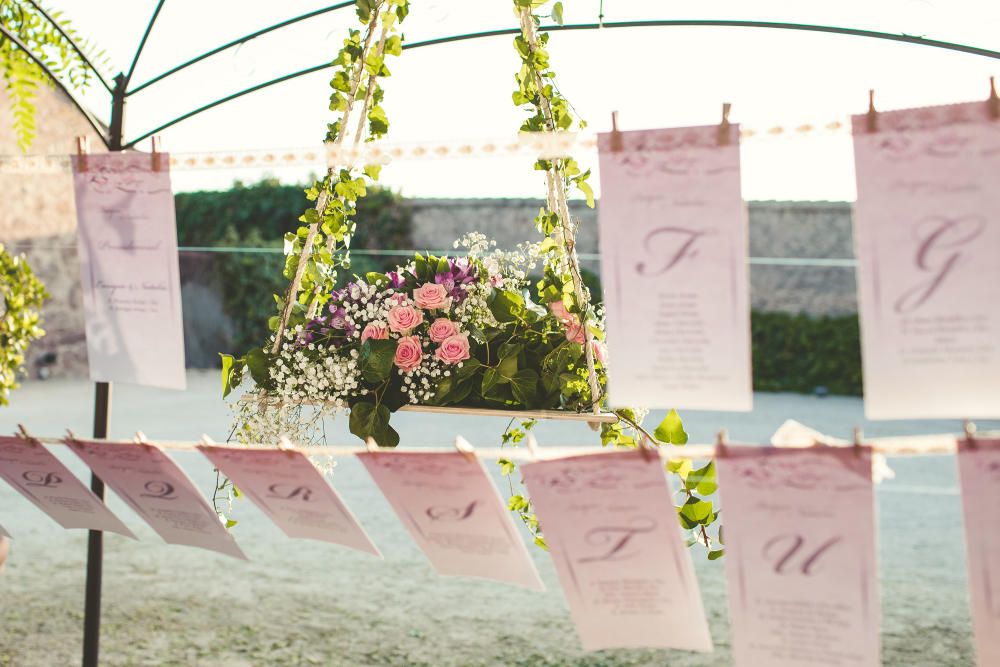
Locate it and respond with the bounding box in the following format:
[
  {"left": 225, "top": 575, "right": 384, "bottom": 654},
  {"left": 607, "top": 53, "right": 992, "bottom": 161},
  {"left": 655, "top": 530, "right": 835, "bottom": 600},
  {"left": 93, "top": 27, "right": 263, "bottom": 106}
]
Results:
[
  {"left": 15, "top": 424, "right": 36, "bottom": 445},
  {"left": 454, "top": 436, "right": 478, "bottom": 464},
  {"left": 866, "top": 89, "right": 878, "bottom": 133},
  {"left": 199, "top": 434, "right": 216, "bottom": 446},
  {"left": 637, "top": 435, "right": 658, "bottom": 462},
  {"left": 277, "top": 435, "right": 297, "bottom": 457},
  {"left": 718, "top": 102, "right": 733, "bottom": 146},
  {"left": 134, "top": 431, "right": 151, "bottom": 447},
  {"left": 963, "top": 419, "right": 978, "bottom": 449},
  {"left": 76, "top": 136, "right": 89, "bottom": 172},
  {"left": 609, "top": 111, "right": 623, "bottom": 153},
  {"left": 852, "top": 426, "right": 864, "bottom": 457},
  {"left": 150, "top": 135, "right": 163, "bottom": 172},
  {"left": 715, "top": 428, "right": 729, "bottom": 458},
  {"left": 525, "top": 432, "right": 540, "bottom": 461},
  {"left": 364, "top": 437, "right": 380, "bottom": 454},
  {"left": 988, "top": 77, "right": 999, "bottom": 120},
  {"left": 65, "top": 429, "right": 81, "bottom": 448}
]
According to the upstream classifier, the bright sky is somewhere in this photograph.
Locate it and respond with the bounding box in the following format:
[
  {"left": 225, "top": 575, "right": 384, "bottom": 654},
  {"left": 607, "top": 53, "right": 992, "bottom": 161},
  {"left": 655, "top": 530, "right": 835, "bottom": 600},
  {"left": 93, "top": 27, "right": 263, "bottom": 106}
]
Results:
[{"left": 46, "top": 1, "right": 1000, "bottom": 200}]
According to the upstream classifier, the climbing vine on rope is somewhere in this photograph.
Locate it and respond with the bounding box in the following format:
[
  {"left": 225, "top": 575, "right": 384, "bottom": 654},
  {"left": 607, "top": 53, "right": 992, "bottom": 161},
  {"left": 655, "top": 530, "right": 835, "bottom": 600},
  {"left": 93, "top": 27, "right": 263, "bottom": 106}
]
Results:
[
  {"left": 0, "top": 0, "right": 107, "bottom": 150},
  {"left": 0, "top": 244, "right": 48, "bottom": 406},
  {"left": 503, "top": 0, "right": 723, "bottom": 558}
]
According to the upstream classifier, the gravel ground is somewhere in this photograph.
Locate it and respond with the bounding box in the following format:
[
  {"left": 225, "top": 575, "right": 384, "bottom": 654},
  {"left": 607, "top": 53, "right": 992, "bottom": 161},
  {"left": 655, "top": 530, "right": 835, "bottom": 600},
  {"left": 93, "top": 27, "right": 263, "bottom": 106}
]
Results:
[{"left": 0, "top": 371, "right": 994, "bottom": 666}]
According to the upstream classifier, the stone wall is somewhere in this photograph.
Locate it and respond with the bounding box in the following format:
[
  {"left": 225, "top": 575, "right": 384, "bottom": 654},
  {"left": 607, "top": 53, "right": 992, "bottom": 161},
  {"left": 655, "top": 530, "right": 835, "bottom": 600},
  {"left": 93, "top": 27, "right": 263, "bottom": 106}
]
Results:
[
  {"left": 411, "top": 198, "right": 858, "bottom": 316},
  {"left": 0, "top": 85, "right": 105, "bottom": 380},
  {"left": 2, "top": 89, "right": 860, "bottom": 381}
]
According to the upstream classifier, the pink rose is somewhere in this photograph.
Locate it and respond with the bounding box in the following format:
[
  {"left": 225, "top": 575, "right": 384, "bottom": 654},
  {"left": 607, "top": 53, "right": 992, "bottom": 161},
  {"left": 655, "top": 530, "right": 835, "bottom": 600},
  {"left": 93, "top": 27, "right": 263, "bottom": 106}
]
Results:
[
  {"left": 393, "top": 335, "right": 423, "bottom": 372},
  {"left": 565, "top": 316, "right": 586, "bottom": 345},
  {"left": 387, "top": 305, "right": 424, "bottom": 333},
  {"left": 435, "top": 333, "right": 471, "bottom": 365},
  {"left": 429, "top": 317, "right": 460, "bottom": 343},
  {"left": 361, "top": 323, "right": 389, "bottom": 342},
  {"left": 592, "top": 340, "right": 608, "bottom": 365},
  {"left": 548, "top": 300, "right": 571, "bottom": 323},
  {"left": 413, "top": 282, "right": 449, "bottom": 310}
]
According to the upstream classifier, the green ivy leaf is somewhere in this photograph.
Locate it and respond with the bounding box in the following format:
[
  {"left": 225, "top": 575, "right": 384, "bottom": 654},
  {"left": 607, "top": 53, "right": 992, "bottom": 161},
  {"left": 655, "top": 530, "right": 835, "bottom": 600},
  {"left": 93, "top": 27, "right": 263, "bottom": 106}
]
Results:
[
  {"left": 551, "top": 1, "right": 564, "bottom": 25},
  {"left": 708, "top": 549, "right": 725, "bottom": 560},
  {"left": 510, "top": 368, "right": 539, "bottom": 406},
  {"left": 654, "top": 409, "right": 688, "bottom": 445}
]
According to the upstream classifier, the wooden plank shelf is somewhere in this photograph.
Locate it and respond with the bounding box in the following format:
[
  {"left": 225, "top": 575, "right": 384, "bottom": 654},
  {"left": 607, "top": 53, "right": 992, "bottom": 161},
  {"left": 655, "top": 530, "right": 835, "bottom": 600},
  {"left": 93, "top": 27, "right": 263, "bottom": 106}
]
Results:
[{"left": 239, "top": 393, "right": 619, "bottom": 424}]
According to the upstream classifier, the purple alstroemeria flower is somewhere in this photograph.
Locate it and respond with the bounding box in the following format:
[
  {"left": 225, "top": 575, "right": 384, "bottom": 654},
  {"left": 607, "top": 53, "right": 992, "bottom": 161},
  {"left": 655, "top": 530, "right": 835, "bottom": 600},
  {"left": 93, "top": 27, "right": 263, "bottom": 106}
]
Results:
[
  {"left": 328, "top": 307, "right": 349, "bottom": 330},
  {"left": 386, "top": 270, "right": 406, "bottom": 289},
  {"left": 434, "top": 257, "right": 478, "bottom": 302}
]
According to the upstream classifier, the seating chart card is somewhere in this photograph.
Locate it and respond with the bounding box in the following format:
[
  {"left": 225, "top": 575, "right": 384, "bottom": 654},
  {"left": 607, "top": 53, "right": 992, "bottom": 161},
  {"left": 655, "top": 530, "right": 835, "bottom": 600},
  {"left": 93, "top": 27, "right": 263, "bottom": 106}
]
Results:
[
  {"left": 357, "top": 449, "right": 544, "bottom": 591},
  {"left": 72, "top": 152, "right": 186, "bottom": 389},
  {"left": 0, "top": 435, "right": 134, "bottom": 537},
  {"left": 199, "top": 445, "right": 380, "bottom": 556},
  {"left": 521, "top": 449, "right": 713, "bottom": 652},
  {"left": 957, "top": 437, "right": 1000, "bottom": 666},
  {"left": 852, "top": 102, "right": 1000, "bottom": 419},
  {"left": 717, "top": 446, "right": 879, "bottom": 667},
  {"left": 597, "top": 124, "right": 752, "bottom": 410},
  {"left": 69, "top": 439, "right": 245, "bottom": 559}
]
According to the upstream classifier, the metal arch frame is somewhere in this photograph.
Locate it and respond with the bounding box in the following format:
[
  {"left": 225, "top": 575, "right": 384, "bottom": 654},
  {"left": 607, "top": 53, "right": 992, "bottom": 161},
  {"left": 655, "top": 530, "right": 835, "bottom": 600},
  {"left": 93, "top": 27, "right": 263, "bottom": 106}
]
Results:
[
  {"left": 120, "top": 19, "right": 1000, "bottom": 148},
  {"left": 0, "top": 22, "right": 111, "bottom": 147}
]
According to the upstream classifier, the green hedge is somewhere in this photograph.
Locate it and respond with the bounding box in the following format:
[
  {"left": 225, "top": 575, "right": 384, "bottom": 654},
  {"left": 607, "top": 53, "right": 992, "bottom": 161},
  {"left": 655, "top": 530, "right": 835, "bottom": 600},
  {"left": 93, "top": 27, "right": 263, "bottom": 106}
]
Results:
[
  {"left": 174, "top": 179, "right": 413, "bottom": 354},
  {"left": 751, "top": 311, "right": 862, "bottom": 396}
]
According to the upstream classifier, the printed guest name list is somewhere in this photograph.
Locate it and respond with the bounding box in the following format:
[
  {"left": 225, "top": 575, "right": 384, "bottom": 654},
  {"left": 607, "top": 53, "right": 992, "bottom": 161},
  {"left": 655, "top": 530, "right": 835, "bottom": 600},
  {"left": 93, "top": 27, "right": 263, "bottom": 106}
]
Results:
[
  {"left": 72, "top": 152, "right": 186, "bottom": 389},
  {"left": 597, "top": 124, "right": 752, "bottom": 410},
  {"left": 852, "top": 102, "right": 1000, "bottom": 419}
]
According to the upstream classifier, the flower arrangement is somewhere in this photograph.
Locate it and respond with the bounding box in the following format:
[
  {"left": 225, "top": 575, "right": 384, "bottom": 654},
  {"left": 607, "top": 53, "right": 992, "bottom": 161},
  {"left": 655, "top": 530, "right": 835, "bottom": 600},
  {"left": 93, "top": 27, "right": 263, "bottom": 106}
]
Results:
[{"left": 225, "top": 234, "right": 615, "bottom": 448}]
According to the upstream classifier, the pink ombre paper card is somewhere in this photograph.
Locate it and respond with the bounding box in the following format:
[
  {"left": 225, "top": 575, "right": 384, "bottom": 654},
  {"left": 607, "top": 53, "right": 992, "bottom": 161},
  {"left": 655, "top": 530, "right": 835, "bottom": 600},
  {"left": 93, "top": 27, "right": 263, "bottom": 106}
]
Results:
[
  {"left": 597, "top": 125, "right": 751, "bottom": 410},
  {"left": 717, "top": 446, "right": 879, "bottom": 667},
  {"left": 356, "top": 450, "right": 544, "bottom": 590},
  {"left": 521, "top": 450, "right": 713, "bottom": 652},
  {"left": 852, "top": 102, "right": 1000, "bottom": 419},
  {"left": 69, "top": 439, "right": 245, "bottom": 560},
  {"left": 72, "top": 152, "right": 186, "bottom": 390},
  {"left": 957, "top": 437, "right": 1000, "bottom": 666},
  {"left": 0, "top": 435, "right": 134, "bottom": 537},
  {"left": 199, "top": 445, "right": 380, "bottom": 556}
]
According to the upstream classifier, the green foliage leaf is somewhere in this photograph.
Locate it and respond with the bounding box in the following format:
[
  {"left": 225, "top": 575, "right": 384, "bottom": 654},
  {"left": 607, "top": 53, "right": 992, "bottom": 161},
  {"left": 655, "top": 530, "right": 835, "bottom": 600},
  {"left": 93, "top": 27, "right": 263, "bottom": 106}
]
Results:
[
  {"left": 359, "top": 339, "right": 398, "bottom": 384},
  {"left": 349, "top": 401, "right": 399, "bottom": 447},
  {"left": 654, "top": 409, "right": 688, "bottom": 445}
]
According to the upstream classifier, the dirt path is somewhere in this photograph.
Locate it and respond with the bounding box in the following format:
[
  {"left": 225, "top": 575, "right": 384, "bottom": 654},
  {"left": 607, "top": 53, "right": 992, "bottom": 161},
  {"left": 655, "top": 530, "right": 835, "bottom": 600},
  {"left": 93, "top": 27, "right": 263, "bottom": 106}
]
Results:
[{"left": 0, "top": 372, "right": 991, "bottom": 665}]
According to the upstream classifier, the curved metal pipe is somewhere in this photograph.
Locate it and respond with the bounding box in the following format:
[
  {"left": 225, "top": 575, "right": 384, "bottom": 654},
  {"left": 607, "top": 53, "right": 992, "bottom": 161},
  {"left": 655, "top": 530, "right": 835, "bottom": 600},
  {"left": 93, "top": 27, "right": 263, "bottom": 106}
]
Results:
[
  {"left": 0, "top": 23, "right": 111, "bottom": 148},
  {"left": 126, "top": 1, "right": 356, "bottom": 97},
  {"left": 124, "top": 19, "right": 1000, "bottom": 147},
  {"left": 24, "top": 0, "right": 113, "bottom": 93}
]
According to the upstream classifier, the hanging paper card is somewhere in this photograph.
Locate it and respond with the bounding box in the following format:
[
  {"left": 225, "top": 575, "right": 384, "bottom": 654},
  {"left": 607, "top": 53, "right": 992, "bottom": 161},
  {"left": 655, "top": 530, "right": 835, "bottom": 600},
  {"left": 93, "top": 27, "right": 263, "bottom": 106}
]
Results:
[
  {"left": 957, "top": 437, "right": 1000, "bottom": 666},
  {"left": 199, "top": 445, "right": 380, "bottom": 556},
  {"left": 596, "top": 125, "right": 751, "bottom": 410},
  {"left": 356, "top": 448, "right": 544, "bottom": 590},
  {"left": 520, "top": 450, "right": 713, "bottom": 652},
  {"left": 852, "top": 102, "right": 1000, "bottom": 419},
  {"left": 0, "top": 522, "right": 10, "bottom": 538},
  {"left": 72, "top": 152, "right": 185, "bottom": 390},
  {"left": 717, "top": 446, "right": 879, "bottom": 667},
  {"left": 0, "top": 436, "right": 134, "bottom": 537},
  {"left": 68, "top": 439, "right": 245, "bottom": 559}
]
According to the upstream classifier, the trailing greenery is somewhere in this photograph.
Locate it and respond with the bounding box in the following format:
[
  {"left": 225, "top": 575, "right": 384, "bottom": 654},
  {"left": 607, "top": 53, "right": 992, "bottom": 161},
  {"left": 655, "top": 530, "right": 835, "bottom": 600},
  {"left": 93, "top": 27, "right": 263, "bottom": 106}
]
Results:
[
  {"left": 0, "top": 244, "right": 47, "bottom": 405},
  {"left": 175, "top": 179, "right": 414, "bottom": 354},
  {"left": 0, "top": 0, "right": 106, "bottom": 150},
  {"left": 752, "top": 311, "right": 863, "bottom": 396}
]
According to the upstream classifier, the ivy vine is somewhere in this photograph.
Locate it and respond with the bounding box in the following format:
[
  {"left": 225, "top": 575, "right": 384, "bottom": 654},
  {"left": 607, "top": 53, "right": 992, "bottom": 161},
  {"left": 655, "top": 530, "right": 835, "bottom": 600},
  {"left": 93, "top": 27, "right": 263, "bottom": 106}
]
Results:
[
  {"left": 506, "top": 0, "right": 723, "bottom": 557},
  {"left": 0, "top": 244, "right": 48, "bottom": 405},
  {"left": 271, "top": 0, "right": 410, "bottom": 351}
]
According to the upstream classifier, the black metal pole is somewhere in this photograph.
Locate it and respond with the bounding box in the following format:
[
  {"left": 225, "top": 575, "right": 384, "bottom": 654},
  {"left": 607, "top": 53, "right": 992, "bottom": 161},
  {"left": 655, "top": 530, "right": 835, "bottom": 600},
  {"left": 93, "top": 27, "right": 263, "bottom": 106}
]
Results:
[{"left": 81, "top": 72, "right": 126, "bottom": 667}]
